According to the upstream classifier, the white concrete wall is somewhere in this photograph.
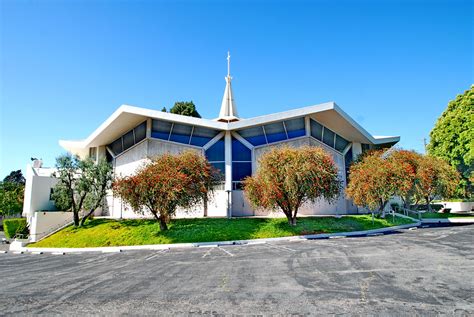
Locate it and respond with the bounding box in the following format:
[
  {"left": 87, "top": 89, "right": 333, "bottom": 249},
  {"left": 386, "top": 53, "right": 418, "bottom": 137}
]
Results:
[
  {"left": 29, "top": 211, "right": 72, "bottom": 242},
  {"left": 440, "top": 201, "right": 474, "bottom": 213},
  {"left": 110, "top": 138, "right": 227, "bottom": 219},
  {"left": 23, "top": 165, "right": 58, "bottom": 224}
]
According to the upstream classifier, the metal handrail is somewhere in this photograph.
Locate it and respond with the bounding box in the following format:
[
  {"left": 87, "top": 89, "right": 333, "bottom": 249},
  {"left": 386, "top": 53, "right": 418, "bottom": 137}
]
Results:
[{"left": 398, "top": 207, "right": 421, "bottom": 220}]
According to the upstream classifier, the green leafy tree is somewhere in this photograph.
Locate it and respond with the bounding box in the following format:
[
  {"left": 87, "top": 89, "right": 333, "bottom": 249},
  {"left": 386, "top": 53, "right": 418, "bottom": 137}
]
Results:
[
  {"left": 428, "top": 86, "right": 473, "bottom": 197},
  {"left": 170, "top": 101, "right": 201, "bottom": 118},
  {"left": 0, "top": 182, "right": 24, "bottom": 216},
  {"left": 3, "top": 170, "right": 25, "bottom": 185},
  {"left": 52, "top": 154, "right": 113, "bottom": 226},
  {"left": 0, "top": 170, "right": 26, "bottom": 216},
  {"left": 113, "top": 151, "right": 216, "bottom": 230},
  {"left": 243, "top": 146, "right": 341, "bottom": 225}
]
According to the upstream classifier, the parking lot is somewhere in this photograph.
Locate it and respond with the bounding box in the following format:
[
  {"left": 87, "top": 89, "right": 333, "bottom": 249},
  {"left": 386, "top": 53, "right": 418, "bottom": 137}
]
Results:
[{"left": 0, "top": 225, "right": 473, "bottom": 315}]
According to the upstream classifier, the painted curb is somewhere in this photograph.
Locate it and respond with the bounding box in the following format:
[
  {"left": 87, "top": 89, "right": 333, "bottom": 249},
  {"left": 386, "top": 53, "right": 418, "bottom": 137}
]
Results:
[{"left": 10, "top": 220, "right": 421, "bottom": 254}]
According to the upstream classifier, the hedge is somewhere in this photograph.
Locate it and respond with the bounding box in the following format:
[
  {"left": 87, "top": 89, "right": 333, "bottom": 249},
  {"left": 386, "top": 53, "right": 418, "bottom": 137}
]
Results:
[{"left": 3, "top": 218, "right": 28, "bottom": 239}]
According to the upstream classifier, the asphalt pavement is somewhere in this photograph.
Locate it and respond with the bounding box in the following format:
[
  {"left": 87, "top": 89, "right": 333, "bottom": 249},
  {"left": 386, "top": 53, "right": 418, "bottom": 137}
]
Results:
[{"left": 0, "top": 225, "right": 472, "bottom": 315}]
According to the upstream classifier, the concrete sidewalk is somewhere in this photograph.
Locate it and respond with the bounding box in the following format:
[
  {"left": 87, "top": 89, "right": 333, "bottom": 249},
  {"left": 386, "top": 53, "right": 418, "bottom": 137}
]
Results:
[{"left": 0, "top": 231, "right": 9, "bottom": 252}]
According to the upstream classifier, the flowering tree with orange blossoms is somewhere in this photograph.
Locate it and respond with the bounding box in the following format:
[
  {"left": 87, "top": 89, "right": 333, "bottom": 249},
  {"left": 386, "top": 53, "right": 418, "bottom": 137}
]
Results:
[
  {"left": 346, "top": 150, "right": 414, "bottom": 216},
  {"left": 243, "top": 146, "right": 341, "bottom": 226},
  {"left": 389, "top": 149, "right": 423, "bottom": 208},
  {"left": 113, "top": 151, "right": 217, "bottom": 230},
  {"left": 414, "top": 155, "right": 459, "bottom": 212}
]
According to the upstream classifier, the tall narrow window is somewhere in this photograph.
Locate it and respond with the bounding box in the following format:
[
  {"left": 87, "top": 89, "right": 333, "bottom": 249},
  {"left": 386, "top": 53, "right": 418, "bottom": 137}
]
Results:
[
  {"left": 205, "top": 138, "right": 225, "bottom": 180},
  {"left": 232, "top": 137, "right": 252, "bottom": 190}
]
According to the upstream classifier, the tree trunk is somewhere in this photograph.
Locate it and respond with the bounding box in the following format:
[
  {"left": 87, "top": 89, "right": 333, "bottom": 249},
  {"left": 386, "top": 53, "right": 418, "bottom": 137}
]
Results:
[
  {"left": 203, "top": 196, "right": 208, "bottom": 217},
  {"left": 80, "top": 208, "right": 95, "bottom": 226},
  {"left": 73, "top": 210, "right": 80, "bottom": 227},
  {"left": 159, "top": 216, "right": 168, "bottom": 231},
  {"left": 380, "top": 200, "right": 386, "bottom": 218},
  {"left": 426, "top": 196, "right": 432, "bottom": 212},
  {"left": 152, "top": 211, "right": 168, "bottom": 231},
  {"left": 290, "top": 216, "right": 297, "bottom": 226}
]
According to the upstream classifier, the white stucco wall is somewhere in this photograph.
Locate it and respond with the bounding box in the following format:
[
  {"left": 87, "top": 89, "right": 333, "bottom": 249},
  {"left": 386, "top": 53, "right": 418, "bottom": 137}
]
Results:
[
  {"left": 29, "top": 211, "right": 72, "bottom": 242},
  {"left": 23, "top": 165, "right": 59, "bottom": 224},
  {"left": 110, "top": 138, "right": 227, "bottom": 219}
]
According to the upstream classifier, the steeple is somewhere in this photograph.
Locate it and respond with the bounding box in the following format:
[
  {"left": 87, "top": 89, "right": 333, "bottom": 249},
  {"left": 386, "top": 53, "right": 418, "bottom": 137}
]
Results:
[{"left": 217, "top": 51, "right": 239, "bottom": 122}]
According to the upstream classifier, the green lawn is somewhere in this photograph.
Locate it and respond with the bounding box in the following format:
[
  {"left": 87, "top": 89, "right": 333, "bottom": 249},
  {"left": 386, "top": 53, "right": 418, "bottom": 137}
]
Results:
[
  {"left": 421, "top": 212, "right": 474, "bottom": 219},
  {"left": 30, "top": 215, "right": 414, "bottom": 248}
]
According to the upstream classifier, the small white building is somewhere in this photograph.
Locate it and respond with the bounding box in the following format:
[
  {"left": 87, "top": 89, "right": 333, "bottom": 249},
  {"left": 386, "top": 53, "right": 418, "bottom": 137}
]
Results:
[{"left": 23, "top": 53, "right": 399, "bottom": 229}]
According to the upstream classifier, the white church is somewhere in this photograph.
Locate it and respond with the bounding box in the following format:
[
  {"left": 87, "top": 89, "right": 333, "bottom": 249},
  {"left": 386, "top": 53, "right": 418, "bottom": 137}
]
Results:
[{"left": 23, "top": 53, "right": 399, "bottom": 240}]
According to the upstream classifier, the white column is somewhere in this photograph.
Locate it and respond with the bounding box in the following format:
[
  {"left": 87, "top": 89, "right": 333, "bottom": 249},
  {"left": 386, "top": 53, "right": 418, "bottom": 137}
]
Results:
[
  {"left": 352, "top": 142, "right": 362, "bottom": 160},
  {"left": 224, "top": 131, "right": 232, "bottom": 217},
  {"left": 305, "top": 116, "right": 311, "bottom": 137},
  {"left": 146, "top": 118, "right": 152, "bottom": 138}
]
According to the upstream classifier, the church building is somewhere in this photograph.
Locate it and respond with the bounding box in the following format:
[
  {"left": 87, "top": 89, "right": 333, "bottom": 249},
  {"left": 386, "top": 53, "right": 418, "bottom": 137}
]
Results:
[{"left": 23, "top": 53, "right": 399, "bottom": 232}]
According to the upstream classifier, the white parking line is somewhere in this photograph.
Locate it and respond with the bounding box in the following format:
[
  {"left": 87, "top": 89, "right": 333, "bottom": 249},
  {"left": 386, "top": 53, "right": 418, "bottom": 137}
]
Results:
[
  {"left": 264, "top": 243, "right": 296, "bottom": 252},
  {"left": 145, "top": 249, "right": 168, "bottom": 261},
  {"left": 217, "top": 247, "right": 234, "bottom": 257},
  {"left": 202, "top": 248, "right": 214, "bottom": 258}
]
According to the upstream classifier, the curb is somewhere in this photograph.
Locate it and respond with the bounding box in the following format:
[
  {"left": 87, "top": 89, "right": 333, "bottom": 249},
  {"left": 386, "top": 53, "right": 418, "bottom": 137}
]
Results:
[
  {"left": 421, "top": 218, "right": 474, "bottom": 224},
  {"left": 10, "top": 221, "right": 421, "bottom": 254}
]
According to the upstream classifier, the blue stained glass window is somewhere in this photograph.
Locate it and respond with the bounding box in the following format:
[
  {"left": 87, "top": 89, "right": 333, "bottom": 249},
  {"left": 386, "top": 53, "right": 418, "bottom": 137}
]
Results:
[
  {"left": 335, "top": 134, "right": 350, "bottom": 152},
  {"left": 169, "top": 123, "right": 192, "bottom": 144},
  {"left": 210, "top": 162, "right": 225, "bottom": 179},
  {"left": 310, "top": 119, "right": 323, "bottom": 141},
  {"left": 323, "top": 127, "right": 335, "bottom": 147},
  {"left": 232, "top": 138, "right": 251, "bottom": 161},
  {"left": 232, "top": 162, "right": 252, "bottom": 182},
  {"left": 205, "top": 139, "right": 225, "bottom": 162},
  {"left": 190, "top": 127, "right": 220, "bottom": 147},
  {"left": 151, "top": 120, "right": 172, "bottom": 140},
  {"left": 264, "top": 122, "right": 287, "bottom": 143},
  {"left": 237, "top": 126, "right": 267, "bottom": 146},
  {"left": 285, "top": 118, "right": 306, "bottom": 139}
]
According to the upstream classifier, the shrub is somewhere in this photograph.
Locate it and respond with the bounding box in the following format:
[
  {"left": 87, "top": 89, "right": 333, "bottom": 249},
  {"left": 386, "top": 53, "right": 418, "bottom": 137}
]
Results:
[{"left": 3, "top": 218, "right": 28, "bottom": 239}]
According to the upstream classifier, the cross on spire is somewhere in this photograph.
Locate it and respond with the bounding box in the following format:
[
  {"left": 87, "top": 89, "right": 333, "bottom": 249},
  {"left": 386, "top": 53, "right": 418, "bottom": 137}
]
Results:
[
  {"left": 227, "top": 51, "right": 231, "bottom": 77},
  {"left": 217, "top": 51, "right": 239, "bottom": 122}
]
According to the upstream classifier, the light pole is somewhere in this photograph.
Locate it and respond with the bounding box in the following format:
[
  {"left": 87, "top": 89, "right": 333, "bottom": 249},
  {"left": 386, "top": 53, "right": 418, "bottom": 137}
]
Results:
[{"left": 226, "top": 189, "right": 231, "bottom": 219}]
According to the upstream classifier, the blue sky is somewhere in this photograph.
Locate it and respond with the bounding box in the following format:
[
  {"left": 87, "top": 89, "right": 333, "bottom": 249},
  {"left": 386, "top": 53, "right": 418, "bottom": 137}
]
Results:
[{"left": 0, "top": 0, "right": 472, "bottom": 178}]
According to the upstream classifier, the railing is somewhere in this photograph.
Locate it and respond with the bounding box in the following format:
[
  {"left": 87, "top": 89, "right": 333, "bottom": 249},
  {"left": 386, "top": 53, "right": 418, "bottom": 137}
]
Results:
[{"left": 398, "top": 207, "right": 421, "bottom": 220}]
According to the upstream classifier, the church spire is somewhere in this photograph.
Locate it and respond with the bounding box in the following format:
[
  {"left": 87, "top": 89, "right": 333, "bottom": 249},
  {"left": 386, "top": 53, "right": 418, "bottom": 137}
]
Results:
[{"left": 217, "top": 51, "right": 239, "bottom": 122}]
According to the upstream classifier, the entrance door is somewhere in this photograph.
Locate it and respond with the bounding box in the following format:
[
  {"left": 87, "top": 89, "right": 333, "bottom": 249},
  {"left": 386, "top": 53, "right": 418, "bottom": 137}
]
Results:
[{"left": 231, "top": 191, "right": 254, "bottom": 216}]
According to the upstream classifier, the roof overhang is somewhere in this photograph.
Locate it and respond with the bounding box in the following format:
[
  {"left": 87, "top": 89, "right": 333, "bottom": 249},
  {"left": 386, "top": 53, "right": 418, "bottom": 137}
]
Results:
[{"left": 59, "top": 102, "right": 399, "bottom": 155}]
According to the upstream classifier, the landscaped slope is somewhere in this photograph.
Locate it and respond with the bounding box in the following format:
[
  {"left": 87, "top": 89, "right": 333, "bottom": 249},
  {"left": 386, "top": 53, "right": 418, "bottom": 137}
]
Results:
[{"left": 30, "top": 215, "right": 414, "bottom": 248}]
